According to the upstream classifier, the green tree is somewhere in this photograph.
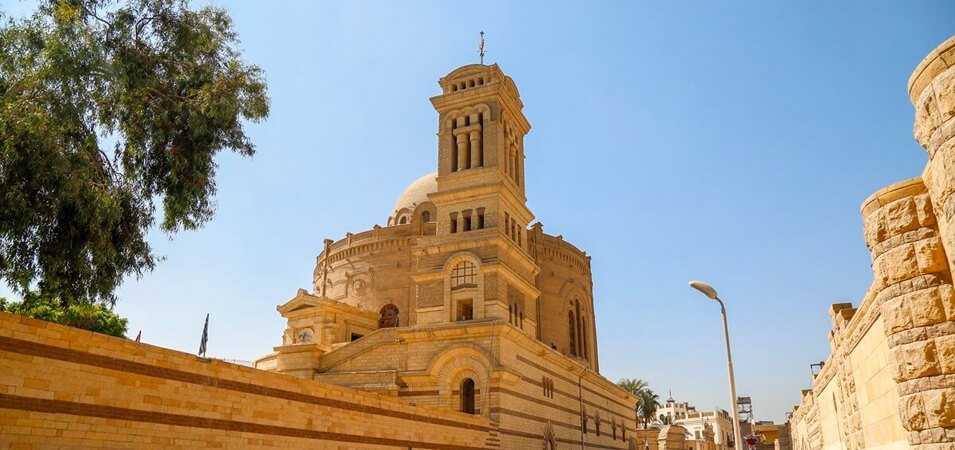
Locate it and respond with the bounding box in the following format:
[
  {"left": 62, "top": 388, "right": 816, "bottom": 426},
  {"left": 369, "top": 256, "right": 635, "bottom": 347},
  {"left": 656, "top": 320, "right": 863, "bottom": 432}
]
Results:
[
  {"left": 0, "top": 292, "right": 128, "bottom": 337},
  {"left": 637, "top": 389, "right": 661, "bottom": 429},
  {"left": 0, "top": 0, "right": 269, "bottom": 305},
  {"left": 617, "top": 378, "right": 649, "bottom": 396},
  {"left": 618, "top": 378, "right": 650, "bottom": 428}
]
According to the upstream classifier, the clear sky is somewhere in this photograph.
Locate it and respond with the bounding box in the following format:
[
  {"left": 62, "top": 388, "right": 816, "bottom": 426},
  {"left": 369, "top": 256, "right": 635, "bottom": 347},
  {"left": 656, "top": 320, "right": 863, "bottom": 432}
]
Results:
[{"left": 4, "top": 0, "right": 954, "bottom": 423}]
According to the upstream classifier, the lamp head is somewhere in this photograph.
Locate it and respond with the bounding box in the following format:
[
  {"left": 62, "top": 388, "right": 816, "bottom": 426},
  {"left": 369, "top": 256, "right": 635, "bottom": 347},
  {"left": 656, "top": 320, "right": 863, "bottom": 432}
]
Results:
[{"left": 688, "top": 280, "right": 719, "bottom": 300}]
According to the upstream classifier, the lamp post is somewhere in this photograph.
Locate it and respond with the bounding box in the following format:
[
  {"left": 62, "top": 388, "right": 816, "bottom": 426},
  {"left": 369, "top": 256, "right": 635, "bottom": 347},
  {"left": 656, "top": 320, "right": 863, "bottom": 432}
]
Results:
[{"left": 688, "top": 280, "right": 743, "bottom": 450}]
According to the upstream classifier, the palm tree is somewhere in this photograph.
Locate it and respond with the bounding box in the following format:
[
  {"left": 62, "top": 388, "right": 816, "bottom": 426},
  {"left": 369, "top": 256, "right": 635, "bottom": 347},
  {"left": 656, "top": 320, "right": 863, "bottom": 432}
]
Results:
[
  {"left": 637, "top": 389, "right": 661, "bottom": 429},
  {"left": 618, "top": 378, "right": 650, "bottom": 428},
  {"left": 616, "top": 378, "right": 649, "bottom": 396}
]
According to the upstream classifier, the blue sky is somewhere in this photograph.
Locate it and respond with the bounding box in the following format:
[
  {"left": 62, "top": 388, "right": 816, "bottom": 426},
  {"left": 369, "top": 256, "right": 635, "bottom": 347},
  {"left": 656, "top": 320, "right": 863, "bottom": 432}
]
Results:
[{"left": 4, "top": 1, "right": 954, "bottom": 423}]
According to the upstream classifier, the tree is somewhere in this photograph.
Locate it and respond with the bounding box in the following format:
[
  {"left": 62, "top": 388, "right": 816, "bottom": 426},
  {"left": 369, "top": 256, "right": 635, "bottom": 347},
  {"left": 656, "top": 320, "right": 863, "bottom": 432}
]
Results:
[
  {"left": 637, "top": 389, "right": 661, "bottom": 429},
  {"left": 0, "top": 292, "right": 128, "bottom": 337},
  {"left": 0, "top": 0, "right": 269, "bottom": 305},
  {"left": 618, "top": 378, "right": 653, "bottom": 428},
  {"left": 617, "top": 378, "right": 649, "bottom": 396}
]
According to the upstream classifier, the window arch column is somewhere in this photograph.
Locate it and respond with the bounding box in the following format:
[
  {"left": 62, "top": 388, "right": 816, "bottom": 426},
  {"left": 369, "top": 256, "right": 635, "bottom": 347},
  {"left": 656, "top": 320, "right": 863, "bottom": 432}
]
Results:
[{"left": 455, "top": 132, "right": 470, "bottom": 170}]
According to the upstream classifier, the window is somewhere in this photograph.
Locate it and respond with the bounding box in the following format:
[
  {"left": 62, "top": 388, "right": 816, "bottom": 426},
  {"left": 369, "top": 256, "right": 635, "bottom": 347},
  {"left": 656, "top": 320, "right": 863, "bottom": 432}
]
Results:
[
  {"left": 451, "top": 261, "right": 477, "bottom": 289},
  {"left": 612, "top": 419, "right": 617, "bottom": 440},
  {"left": 461, "top": 378, "right": 475, "bottom": 414},
  {"left": 399, "top": 216, "right": 407, "bottom": 225},
  {"left": 456, "top": 299, "right": 473, "bottom": 321},
  {"left": 450, "top": 213, "right": 458, "bottom": 234},
  {"left": 421, "top": 210, "right": 431, "bottom": 222},
  {"left": 581, "top": 318, "right": 588, "bottom": 361},
  {"left": 350, "top": 333, "right": 364, "bottom": 341},
  {"left": 568, "top": 312, "right": 577, "bottom": 357},
  {"left": 542, "top": 376, "right": 554, "bottom": 398},
  {"left": 476, "top": 208, "right": 485, "bottom": 229},
  {"left": 595, "top": 410, "right": 601, "bottom": 436},
  {"left": 378, "top": 304, "right": 399, "bottom": 328},
  {"left": 463, "top": 210, "right": 472, "bottom": 231}
]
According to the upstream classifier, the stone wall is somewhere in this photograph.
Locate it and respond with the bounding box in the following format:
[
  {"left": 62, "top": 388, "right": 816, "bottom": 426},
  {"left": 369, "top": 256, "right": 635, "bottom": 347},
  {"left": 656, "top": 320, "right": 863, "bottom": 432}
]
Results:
[
  {"left": 0, "top": 311, "right": 495, "bottom": 449},
  {"left": 790, "top": 35, "right": 955, "bottom": 450}
]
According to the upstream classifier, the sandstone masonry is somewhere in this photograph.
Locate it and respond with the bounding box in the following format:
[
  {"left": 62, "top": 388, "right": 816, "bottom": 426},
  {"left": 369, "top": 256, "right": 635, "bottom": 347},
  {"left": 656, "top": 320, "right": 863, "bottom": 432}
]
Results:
[{"left": 790, "top": 36, "right": 955, "bottom": 450}]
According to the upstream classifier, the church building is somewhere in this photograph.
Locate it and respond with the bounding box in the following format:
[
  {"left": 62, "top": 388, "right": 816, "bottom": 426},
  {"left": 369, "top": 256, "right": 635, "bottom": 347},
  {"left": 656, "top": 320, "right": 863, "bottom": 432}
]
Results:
[{"left": 255, "top": 62, "right": 639, "bottom": 449}]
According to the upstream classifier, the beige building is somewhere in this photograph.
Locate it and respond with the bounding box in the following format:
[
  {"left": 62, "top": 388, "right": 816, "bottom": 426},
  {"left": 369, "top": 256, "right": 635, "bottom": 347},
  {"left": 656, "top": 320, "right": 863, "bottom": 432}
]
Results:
[
  {"left": 656, "top": 396, "right": 734, "bottom": 450},
  {"left": 253, "top": 62, "right": 640, "bottom": 449},
  {"left": 789, "top": 36, "right": 955, "bottom": 450}
]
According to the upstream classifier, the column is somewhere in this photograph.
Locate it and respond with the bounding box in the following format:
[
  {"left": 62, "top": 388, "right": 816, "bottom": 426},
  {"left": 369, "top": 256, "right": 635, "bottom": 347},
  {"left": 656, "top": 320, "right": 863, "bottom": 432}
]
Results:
[
  {"left": 456, "top": 132, "right": 469, "bottom": 171},
  {"left": 470, "top": 129, "right": 482, "bottom": 168}
]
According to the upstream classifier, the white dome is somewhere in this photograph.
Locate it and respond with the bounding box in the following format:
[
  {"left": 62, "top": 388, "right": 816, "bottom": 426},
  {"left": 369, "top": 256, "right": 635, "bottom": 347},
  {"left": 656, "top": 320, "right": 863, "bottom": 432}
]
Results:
[{"left": 388, "top": 172, "right": 437, "bottom": 224}]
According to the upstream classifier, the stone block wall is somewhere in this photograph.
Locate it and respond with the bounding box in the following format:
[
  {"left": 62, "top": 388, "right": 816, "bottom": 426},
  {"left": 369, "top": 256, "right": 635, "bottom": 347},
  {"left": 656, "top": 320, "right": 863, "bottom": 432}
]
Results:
[
  {"left": 790, "top": 35, "right": 955, "bottom": 450},
  {"left": 0, "top": 311, "right": 495, "bottom": 449},
  {"left": 904, "top": 34, "right": 955, "bottom": 450}
]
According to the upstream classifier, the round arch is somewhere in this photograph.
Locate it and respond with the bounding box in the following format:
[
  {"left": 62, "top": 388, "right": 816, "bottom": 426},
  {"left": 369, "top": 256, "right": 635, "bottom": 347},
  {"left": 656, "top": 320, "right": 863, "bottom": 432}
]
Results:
[{"left": 427, "top": 345, "right": 492, "bottom": 414}]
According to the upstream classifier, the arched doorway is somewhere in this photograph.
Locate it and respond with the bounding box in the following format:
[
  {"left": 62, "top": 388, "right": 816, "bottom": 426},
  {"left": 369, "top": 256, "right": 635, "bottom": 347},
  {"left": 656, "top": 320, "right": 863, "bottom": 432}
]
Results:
[{"left": 460, "top": 378, "right": 475, "bottom": 414}]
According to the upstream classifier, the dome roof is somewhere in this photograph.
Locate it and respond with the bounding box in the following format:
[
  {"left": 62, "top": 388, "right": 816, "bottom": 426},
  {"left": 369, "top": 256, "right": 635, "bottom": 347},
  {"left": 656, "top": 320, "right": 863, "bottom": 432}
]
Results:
[{"left": 389, "top": 172, "right": 437, "bottom": 223}]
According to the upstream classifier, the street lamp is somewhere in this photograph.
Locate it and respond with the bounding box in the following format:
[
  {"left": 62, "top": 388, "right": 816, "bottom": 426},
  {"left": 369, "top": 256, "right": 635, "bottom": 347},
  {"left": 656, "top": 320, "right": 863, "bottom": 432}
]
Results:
[{"left": 688, "top": 280, "right": 744, "bottom": 450}]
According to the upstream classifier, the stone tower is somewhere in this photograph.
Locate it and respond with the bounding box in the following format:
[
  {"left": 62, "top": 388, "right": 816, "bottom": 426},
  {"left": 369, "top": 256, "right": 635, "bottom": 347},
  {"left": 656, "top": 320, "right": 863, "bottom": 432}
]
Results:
[
  {"left": 411, "top": 64, "right": 541, "bottom": 336},
  {"left": 912, "top": 36, "right": 955, "bottom": 274},
  {"left": 901, "top": 35, "right": 955, "bottom": 448}
]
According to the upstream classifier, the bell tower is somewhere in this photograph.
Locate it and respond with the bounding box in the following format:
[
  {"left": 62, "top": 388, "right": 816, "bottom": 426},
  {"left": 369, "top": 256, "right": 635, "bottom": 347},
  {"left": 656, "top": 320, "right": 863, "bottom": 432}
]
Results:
[
  {"left": 412, "top": 63, "right": 540, "bottom": 335},
  {"left": 429, "top": 64, "right": 533, "bottom": 243}
]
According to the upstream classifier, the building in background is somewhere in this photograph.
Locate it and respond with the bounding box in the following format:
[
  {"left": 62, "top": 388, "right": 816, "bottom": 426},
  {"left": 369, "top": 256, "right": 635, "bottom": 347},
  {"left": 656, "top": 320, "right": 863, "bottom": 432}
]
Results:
[{"left": 656, "top": 395, "right": 735, "bottom": 450}]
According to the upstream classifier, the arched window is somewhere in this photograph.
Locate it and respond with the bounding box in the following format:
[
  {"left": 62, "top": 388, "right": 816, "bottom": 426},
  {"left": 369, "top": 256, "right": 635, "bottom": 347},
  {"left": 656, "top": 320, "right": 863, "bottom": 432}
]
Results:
[
  {"left": 461, "top": 378, "right": 475, "bottom": 414},
  {"left": 451, "top": 261, "right": 477, "bottom": 289},
  {"left": 421, "top": 210, "right": 431, "bottom": 222},
  {"left": 568, "top": 312, "right": 577, "bottom": 357},
  {"left": 573, "top": 298, "right": 583, "bottom": 358},
  {"left": 399, "top": 216, "right": 407, "bottom": 225},
  {"left": 378, "top": 304, "right": 399, "bottom": 328},
  {"left": 581, "top": 318, "right": 588, "bottom": 360}
]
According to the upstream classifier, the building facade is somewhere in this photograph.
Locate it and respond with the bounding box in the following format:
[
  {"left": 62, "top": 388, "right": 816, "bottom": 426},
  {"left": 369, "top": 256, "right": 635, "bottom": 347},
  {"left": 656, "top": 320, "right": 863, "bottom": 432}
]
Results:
[
  {"left": 789, "top": 36, "right": 955, "bottom": 450},
  {"left": 254, "top": 63, "right": 640, "bottom": 449},
  {"left": 656, "top": 396, "right": 735, "bottom": 450}
]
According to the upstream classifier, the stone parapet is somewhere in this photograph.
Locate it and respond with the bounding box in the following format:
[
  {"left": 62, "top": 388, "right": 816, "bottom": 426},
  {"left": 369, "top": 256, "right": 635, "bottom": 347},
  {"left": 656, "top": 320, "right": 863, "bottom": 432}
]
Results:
[{"left": 0, "top": 312, "right": 494, "bottom": 449}]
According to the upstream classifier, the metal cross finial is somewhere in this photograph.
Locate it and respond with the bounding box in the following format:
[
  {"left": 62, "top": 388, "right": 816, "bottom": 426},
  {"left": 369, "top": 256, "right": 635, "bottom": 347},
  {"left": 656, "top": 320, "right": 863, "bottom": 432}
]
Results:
[{"left": 479, "top": 31, "right": 485, "bottom": 64}]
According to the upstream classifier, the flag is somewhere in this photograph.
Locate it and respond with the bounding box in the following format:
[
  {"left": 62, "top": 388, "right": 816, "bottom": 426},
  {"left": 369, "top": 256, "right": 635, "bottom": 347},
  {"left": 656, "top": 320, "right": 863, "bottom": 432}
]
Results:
[
  {"left": 134, "top": 330, "right": 141, "bottom": 342},
  {"left": 198, "top": 313, "right": 209, "bottom": 357}
]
